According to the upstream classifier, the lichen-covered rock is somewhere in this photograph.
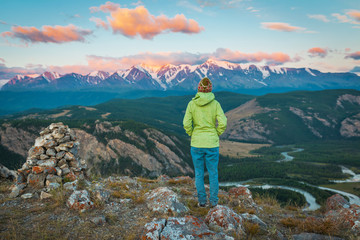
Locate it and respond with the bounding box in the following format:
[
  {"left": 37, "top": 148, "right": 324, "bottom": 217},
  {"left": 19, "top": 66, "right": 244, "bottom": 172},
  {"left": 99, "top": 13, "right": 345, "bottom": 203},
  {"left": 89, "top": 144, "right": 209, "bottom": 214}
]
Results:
[
  {"left": 228, "top": 186, "right": 256, "bottom": 208},
  {"left": 352, "top": 221, "right": 360, "bottom": 235},
  {"left": 141, "top": 218, "right": 166, "bottom": 240},
  {"left": 146, "top": 187, "right": 188, "bottom": 215},
  {"left": 205, "top": 205, "right": 245, "bottom": 237},
  {"left": 160, "top": 216, "right": 234, "bottom": 240},
  {"left": 326, "top": 194, "right": 350, "bottom": 212},
  {"left": 326, "top": 204, "right": 360, "bottom": 228},
  {"left": 27, "top": 173, "right": 46, "bottom": 188},
  {"left": 67, "top": 190, "right": 94, "bottom": 211}
]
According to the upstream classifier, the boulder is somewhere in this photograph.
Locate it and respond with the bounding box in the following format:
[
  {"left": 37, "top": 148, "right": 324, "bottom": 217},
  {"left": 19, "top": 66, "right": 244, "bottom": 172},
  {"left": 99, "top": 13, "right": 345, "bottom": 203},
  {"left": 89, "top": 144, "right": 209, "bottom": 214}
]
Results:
[
  {"left": 228, "top": 186, "right": 256, "bottom": 208},
  {"left": 326, "top": 194, "right": 350, "bottom": 212},
  {"left": 160, "top": 216, "right": 234, "bottom": 240},
  {"left": 67, "top": 190, "right": 94, "bottom": 211},
  {"left": 205, "top": 205, "right": 245, "bottom": 237},
  {"left": 145, "top": 187, "right": 188, "bottom": 215},
  {"left": 0, "top": 163, "right": 17, "bottom": 180}
]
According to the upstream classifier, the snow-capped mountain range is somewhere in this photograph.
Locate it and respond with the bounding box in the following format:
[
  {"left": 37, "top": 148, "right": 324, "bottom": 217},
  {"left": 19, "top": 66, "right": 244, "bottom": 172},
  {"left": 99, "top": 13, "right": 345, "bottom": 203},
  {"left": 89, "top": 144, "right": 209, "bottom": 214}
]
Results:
[{"left": 2, "top": 59, "right": 360, "bottom": 91}]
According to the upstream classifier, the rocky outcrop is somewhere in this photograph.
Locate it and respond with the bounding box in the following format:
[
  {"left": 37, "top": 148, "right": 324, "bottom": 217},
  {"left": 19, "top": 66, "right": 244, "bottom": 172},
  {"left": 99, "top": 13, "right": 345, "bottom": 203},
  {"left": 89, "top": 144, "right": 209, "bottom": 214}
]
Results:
[
  {"left": 0, "top": 124, "right": 36, "bottom": 158},
  {"left": 340, "top": 113, "right": 360, "bottom": 137},
  {"left": 222, "top": 99, "right": 272, "bottom": 143}
]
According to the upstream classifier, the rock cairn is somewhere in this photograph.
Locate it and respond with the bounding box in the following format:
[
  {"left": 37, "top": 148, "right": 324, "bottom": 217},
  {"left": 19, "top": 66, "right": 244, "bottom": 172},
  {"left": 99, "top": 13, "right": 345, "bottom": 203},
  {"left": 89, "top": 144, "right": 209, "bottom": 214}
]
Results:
[{"left": 11, "top": 122, "right": 86, "bottom": 197}]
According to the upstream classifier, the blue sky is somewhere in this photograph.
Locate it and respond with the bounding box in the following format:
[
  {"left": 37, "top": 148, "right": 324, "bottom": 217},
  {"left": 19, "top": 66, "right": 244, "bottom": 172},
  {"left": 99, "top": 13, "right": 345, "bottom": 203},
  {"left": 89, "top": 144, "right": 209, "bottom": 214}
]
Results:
[{"left": 0, "top": 0, "right": 359, "bottom": 78}]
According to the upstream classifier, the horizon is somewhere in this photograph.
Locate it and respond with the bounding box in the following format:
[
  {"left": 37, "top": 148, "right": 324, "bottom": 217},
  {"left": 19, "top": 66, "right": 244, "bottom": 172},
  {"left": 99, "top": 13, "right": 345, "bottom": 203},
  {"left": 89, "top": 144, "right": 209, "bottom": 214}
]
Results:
[{"left": 1, "top": 0, "right": 360, "bottom": 86}]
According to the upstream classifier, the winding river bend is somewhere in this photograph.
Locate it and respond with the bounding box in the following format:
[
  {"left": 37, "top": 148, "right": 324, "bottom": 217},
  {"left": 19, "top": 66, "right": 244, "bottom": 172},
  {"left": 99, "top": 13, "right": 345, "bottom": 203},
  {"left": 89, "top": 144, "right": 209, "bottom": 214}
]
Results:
[{"left": 220, "top": 147, "right": 360, "bottom": 211}]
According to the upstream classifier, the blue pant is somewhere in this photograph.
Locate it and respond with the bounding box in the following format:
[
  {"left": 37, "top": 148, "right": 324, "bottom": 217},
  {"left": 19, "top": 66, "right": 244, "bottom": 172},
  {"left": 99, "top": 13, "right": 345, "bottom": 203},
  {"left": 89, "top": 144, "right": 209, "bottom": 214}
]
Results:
[{"left": 191, "top": 147, "right": 219, "bottom": 206}]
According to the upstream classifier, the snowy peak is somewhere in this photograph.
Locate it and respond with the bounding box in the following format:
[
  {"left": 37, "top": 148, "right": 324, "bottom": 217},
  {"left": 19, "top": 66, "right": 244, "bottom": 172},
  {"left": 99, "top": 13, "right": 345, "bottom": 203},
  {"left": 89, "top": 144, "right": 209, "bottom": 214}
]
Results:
[
  {"left": 88, "top": 71, "right": 110, "bottom": 80},
  {"left": 41, "top": 72, "right": 60, "bottom": 82}
]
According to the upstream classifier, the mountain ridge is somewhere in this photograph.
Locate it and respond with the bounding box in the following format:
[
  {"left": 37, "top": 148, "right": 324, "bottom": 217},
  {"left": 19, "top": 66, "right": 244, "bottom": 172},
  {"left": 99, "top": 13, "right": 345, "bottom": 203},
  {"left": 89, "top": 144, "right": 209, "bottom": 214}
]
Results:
[{"left": 3, "top": 59, "right": 360, "bottom": 91}]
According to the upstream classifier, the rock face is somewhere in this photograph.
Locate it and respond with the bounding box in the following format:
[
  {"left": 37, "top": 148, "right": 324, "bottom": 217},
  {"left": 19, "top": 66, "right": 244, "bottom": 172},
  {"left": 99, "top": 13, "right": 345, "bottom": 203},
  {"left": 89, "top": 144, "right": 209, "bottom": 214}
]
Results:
[{"left": 10, "top": 122, "right": 86, "bottom": 196}]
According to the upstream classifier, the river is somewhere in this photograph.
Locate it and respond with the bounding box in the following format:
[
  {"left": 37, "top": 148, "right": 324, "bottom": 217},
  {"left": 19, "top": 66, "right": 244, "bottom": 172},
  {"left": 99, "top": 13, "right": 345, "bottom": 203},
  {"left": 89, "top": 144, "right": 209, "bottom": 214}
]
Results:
[
  {"left": 219, "top": 181, "right": 320, "bottom": 211},
  {"left": 220, "top": 147, "right": 360, "bottom": 211}
]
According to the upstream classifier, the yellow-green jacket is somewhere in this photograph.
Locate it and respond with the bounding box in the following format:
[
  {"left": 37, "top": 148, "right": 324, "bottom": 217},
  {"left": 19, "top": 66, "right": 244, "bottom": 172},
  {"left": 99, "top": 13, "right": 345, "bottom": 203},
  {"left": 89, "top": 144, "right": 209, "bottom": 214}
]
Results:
[{"left": 183, "top": 92, "right": 227, "bottom": 148}]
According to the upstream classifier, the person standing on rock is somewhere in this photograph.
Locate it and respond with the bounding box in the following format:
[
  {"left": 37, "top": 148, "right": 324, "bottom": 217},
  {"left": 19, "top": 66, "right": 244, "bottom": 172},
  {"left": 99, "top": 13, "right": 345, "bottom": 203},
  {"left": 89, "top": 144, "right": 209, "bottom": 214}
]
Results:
[{"left": 183, "top": 77, "right": 227, "bottom": 208}]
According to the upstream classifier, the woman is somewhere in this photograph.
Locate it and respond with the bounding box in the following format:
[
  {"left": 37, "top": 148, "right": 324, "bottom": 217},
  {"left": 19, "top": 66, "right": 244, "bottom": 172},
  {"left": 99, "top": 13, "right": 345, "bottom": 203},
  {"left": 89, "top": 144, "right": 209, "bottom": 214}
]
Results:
[{"left": 183, "top": 77, "right": 227, "bottom": 207}]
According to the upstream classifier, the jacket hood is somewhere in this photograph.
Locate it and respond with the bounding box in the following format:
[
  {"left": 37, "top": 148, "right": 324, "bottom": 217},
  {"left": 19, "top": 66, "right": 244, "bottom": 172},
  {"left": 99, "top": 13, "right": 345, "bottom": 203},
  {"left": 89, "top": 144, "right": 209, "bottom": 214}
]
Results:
[{"left": 192, "top": 92, "right": 215, "bottom": 106}]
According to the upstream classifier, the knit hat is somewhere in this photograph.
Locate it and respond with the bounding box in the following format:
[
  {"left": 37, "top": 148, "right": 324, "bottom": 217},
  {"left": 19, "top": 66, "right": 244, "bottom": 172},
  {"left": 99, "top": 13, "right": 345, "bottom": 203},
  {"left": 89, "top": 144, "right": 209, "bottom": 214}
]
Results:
[{"left": 198, "top": 77, "right": 212, "bottom": 92}]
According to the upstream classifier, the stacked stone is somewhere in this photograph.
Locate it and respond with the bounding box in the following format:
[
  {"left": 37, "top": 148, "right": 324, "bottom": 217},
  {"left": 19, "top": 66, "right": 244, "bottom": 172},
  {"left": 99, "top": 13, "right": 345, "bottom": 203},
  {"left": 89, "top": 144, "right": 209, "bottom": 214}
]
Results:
[{"left": 16, "top": 122, "right": 86, "bottom": 192}]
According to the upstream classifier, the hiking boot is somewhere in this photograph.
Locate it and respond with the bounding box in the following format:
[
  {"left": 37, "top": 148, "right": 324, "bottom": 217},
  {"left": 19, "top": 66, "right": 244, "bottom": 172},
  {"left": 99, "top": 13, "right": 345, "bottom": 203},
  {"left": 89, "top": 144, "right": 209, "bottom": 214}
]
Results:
[{"left": 198, "top": 202, "right": 207, "bottom": 208}]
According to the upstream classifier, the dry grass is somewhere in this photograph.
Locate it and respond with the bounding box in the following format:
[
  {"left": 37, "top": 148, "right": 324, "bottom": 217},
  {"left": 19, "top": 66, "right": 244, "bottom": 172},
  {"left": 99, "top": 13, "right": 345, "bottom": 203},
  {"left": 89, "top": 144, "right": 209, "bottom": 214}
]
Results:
[
  {"left": 300, "top": 217, "right": 341, "bottom": 236},
  {"left": 233, "top": 205, "right": 256, "bottom": 215},
  {"left": 136, "top": 177, "right": 158, "bottom": 184},
  {"left": 244, "top": 221, "right": 260, "bottom": 237},
  {"left": 280, "top": 217, "right": 302, "bottom": 228},
  {"left": 280, "top": 216, "right": 342, "bottom": 236},
  {"left": 179, "top": 188, "right": 193, "bottom": 196},
  {"left": 111, "top": 190, "right": 133, "bottom": 199},
  {"left": 254, "top": 193, "right": 281, "bottom": 215},
  {"left": 108, "top": 181, "right": 129, "bottom": 190},
  {"left": 168, "top": 178, "right": 192, "bottom": 185},
  {"left": 186, "top": 199, "right": 210, "bottom": 217}
]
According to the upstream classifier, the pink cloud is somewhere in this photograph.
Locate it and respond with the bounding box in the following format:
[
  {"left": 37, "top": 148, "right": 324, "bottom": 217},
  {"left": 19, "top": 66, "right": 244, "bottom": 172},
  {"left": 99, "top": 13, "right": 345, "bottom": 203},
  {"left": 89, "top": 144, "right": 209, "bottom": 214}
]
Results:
[
  {"left": 89, "top": 1, "right": 120, "bottom": 13},
  {"left": 308, "top": 47, "right": 328, "bottom": 58},
  {"left": 90, "top": 4, "right": 204, "bottom": 39},
  {"left": 0, "top": 58, "right": 5, "bottom": 63},
  {"left": 347, "top": 10, "right": 360, "bottom": 22},
  {"left": 345, "top": 51, "right": 360, "bottom": 60},
  {"left": 89, "top": 17, "right": 109, "bottom": 30},
  {"left": 85, "top": 48, "right": 294, "bottom": 70},
  {"left": 1, "top": 24, "right": 92, "bottom": 44},
  {"left": 261, "top": 22, "right": 306, "bottom": 32},
  {"left": 308, "top": 14, "right": 330, "bottom": 23},
  {"left": 214, "top": 48, "right": 291, "bottom": 64}
]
